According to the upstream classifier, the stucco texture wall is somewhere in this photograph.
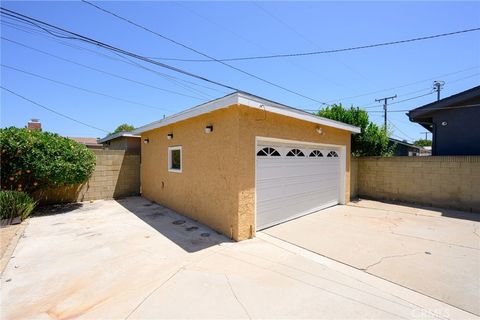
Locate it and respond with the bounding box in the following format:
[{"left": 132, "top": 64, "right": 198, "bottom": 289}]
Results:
[
  {"left": 140, "top": 104, "right": 352, "bottom": 241},
  {"left": 141, "top": 107, "right": 241, "bottom": 240}
]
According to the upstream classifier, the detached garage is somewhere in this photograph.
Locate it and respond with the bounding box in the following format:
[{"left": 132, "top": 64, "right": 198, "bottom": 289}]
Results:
[{"left": 134, "top": 92, "right": 360, "bottom": 241}]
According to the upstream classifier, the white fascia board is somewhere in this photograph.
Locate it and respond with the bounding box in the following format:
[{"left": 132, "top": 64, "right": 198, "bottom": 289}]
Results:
[
  {"left": 132, "top": 94, "right": 238, "bottom": 135},
  {"left": 133, "top": 92, "right": 361, "bottom": 134}
]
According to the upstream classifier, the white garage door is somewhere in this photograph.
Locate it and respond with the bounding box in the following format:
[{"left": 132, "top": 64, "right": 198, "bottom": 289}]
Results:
[{"left": 256, "top": 140, "right": 342, "bottom": 230}]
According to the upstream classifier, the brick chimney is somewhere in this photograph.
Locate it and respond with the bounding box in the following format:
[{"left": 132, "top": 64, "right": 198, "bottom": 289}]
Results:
[{"left": 27, "top": 119, "right": 41, "bottom": 131}]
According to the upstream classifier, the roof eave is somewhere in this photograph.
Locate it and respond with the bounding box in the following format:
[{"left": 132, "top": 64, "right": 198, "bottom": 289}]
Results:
[{"left": 133, "top": 92, "right": 361, "bottom": 135}]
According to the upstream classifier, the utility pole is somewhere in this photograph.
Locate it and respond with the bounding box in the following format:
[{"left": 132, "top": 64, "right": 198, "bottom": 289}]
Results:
[
  {"left": 420, "top": 131, "right": 429, "bottom": 140},
  {"left": 433, "top": 81, "right": 445, "bottom": 101},
  {"left": 375, "top": 95, "right": 397, "bottom": 131}
]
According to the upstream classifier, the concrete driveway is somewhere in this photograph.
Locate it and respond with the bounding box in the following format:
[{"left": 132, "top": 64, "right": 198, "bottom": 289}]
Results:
[
  {"left": 264, "top": 200, "right": 480, "bottom": 316},
  {"left": 0, "top": 197, "right": 475, "bottom": 319}
]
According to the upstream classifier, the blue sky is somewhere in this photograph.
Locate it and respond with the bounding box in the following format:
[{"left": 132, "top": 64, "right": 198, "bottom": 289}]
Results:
[{"left": 1, "top": 1, "right": 479, "bottom": 141}]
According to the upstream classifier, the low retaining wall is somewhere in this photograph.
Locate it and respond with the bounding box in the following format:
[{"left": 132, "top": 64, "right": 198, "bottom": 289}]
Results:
[
  {"left": 34, "top": 150, "right": 140, "bottom": 204},
  {"left": 351, "top": 156, "right": 480, "bottom": 212}
]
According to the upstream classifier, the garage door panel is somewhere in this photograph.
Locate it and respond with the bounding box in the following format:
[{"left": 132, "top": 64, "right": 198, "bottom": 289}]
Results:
[
  {"left": 256, "top": 140, "right": 343, "bottom": 230},
  {"left": 257, "top": 163, "right": 339, "bottom": 180},
  {"left": 257, "top": 200, "right": 339, "bottom": 229},
  {"left": 257, "top": 179, "right": 339, "bottom": 199},
  {"left": 257, "top": 173, "right": 339, "bottom": 187},
  {"left": 257, "top": 189, "right": 339, "bottom": 213}
]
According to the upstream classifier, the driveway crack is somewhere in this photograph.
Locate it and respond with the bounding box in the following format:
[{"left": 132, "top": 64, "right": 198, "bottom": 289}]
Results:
[
  {"left": 391, "top": 231, "right": 479, "bottom": 250},
  {"left": 225, "top": 274, "right": 251, "bottom": 319},
  {"left": 473, "top": 224, "right": 480, "bottom": 239},
  {"left": 362, "top": 252, "right": 424, "bottom": 271},
  {"left": 125, "top": 266, "right": 184, "bottom": 319}
]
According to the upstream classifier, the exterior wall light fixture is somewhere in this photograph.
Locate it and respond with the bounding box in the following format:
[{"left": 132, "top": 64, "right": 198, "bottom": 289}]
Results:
[
  {"left": 205, "top": 125, "right": 213, "bottom": 134},
  {"left": 143, "top": 138, "right": 150, "bottom": 144},
  {"left": 316, "top": 126, "right": 324, "bottom": 135},
  {"left": 167, "top": 133, "right": 173, "bottom": 140}
]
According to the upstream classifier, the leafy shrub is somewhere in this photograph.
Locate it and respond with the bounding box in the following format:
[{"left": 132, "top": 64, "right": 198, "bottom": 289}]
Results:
[
  {"left": 1, "top": 127, "right": 96, "bottom": 193},
  {"left": 317, "top": 104, "right": 395, "bottom": 157},
  {"left": 0, "top": 191, "right": 37, "bottom": 221}
]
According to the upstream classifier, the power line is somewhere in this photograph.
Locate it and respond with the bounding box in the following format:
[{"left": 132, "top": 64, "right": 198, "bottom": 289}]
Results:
[
  {"left": 1, "top": 19, "right": 222, "bottom": 99},
  {"left": 1, "top": 86, "right": 109, "bottom": 133},
  {"left": 80, "top": 0, "right": 327, "bottom": 105},
  {"left": 368, "top": 103, "right": 480, "bottom": 113},
  {"left": 251, "top": 2, "right": 377, "bottom": 88},
  {"left": 362, "top": 89, "right": 434, "bottom": 109},
  {"left": 324, "top": 67, "right": 479, "bottom": 105},
  {"left": 359, "top": 72, "right": 479, "bottom": 109},
  {"left": 147, "top": 27, "right": 480, "bottom": 62},
  {"left": 1, "top": 7, "right": 241, "bottom": 93},
  {"left": 375, "top": 95, "right": 397, "bottom": 131},
  {"left": 388, "top": 119, "right": 414, "bottom": 141},
  {"left": 2, "top": 64, "right": 174, "bottom": 112},
  {"left": 432, "top": 80, "right": 445, "bottom": 101},
  {"left": 174, "top": 2, "right": 350, "bottom": 92},
  {"left": 1, "top": 37, "right": 209, "bottom": 101}
]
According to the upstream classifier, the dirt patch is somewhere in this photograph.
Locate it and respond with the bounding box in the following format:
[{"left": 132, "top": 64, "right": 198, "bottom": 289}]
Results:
[{"left": 0, "top": 222, "right": 27, "bottom": 275}]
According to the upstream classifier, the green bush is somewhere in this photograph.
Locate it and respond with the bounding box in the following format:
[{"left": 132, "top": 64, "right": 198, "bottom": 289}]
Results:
[
  {"left": 0, "top": 191, "right": 37, "bottom": 221},
  {"left": 317, "top": 104, "right": 395, "bottom": 157},
  {"left": 1, "top": 127, "right": 96, "bottom": 193}
]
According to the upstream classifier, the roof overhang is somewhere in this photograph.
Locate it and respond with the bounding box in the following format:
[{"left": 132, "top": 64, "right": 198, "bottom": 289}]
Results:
[
  {"left": 97, "top": 131, "right": 140, "bottom": 144},
  {"left": 133, "top": 92, "right": 361, "bottom": 135},
  {"left": 408, "top": 85, "right": 480, "bottom": 121}
]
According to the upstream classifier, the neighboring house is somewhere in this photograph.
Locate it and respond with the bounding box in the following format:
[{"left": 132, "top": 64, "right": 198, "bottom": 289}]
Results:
[
  {"left": 98, "top": 131, "right": 140, "bottom": 153},
  {"left": 24, "top": 119, "right": 103, "bottom": 149},
  {"left": 388, "top": 138, "right": 421, "bottom": 156},
  {"left": 67, "top": 137, "right": 103, "bottom": 149},
  {"left": 133, "top": 92, "right": 360, "bottom": 241},
  {"left": 408, "top": 86, "right": 480, "bottom": 155},
  {"left": 420, "top": 146, "right": 432, "bottom": 156}
]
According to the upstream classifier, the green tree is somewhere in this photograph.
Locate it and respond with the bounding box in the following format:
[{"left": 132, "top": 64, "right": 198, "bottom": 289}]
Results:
[
  {"left": 0, "top": 127, "right": 96, "bottom": 193},
  {"left": 413, "top": 139, "right": 432, "bottom": 147},
  {"left": 112, "top": 123, "right": 135, "bottom": 134},
  {"left": 316, "top": 104, "right": 394, "bottom": 157}
]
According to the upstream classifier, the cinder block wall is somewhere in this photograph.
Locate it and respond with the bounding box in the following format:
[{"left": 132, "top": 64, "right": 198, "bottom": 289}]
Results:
[
  {"left": 35, "top": 149, "right": 140, "bottom": 204},
  {"left": 350, "top": 158, "right": 358, "bottom": 200},
  {"left": 352, "top": 156, "right": 480, "bottom": 212}
]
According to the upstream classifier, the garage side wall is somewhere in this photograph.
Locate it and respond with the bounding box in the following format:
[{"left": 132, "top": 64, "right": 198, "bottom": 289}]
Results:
[
  {"left": 140, "top": 107, "right": 241, "bottom": 240},
  {"left": 236, "top": 105, "right": 352, "bottom": 240}
]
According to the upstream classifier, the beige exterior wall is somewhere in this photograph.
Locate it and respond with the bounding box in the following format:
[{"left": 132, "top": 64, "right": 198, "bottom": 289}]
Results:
[
  {"left": 354, "top": 156, "right": 480, "bottom": 212},
  {"left": 141, "top": 107, "right": 241, "bottom": 240},
  {"left": 34, "top": 150, "right": 140, "bottom": 204},
  {"left": 140, "top": 104, "right": 352, "bottom": 241}
]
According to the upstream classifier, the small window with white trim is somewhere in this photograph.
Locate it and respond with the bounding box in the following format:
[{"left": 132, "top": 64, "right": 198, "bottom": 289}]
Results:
[
  {"left": 327, "top": 151, "right": 339, "bottom": 157},
  {"left": 168, "top": 146, "right": 182, "bottom": 173}
]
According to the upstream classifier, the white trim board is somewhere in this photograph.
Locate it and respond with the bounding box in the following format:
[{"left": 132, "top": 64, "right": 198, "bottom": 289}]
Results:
[{"left": 133, "top": 92, "right": 361, "bottom": 135}]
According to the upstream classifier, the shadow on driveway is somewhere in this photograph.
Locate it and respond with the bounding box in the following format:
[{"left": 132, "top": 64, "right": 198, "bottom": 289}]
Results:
[
  {"left": 116, "top": 197, "right": 231, "bottom": 253},
  {"left": 350, "top": 198, "right": 480, "bottom": 222}
]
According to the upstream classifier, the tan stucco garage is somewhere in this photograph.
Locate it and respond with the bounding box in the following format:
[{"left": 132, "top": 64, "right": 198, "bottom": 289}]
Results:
[{"left": 135, "top": 92, "right": 360, "bottom": 240}]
